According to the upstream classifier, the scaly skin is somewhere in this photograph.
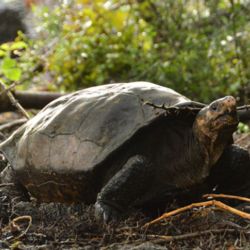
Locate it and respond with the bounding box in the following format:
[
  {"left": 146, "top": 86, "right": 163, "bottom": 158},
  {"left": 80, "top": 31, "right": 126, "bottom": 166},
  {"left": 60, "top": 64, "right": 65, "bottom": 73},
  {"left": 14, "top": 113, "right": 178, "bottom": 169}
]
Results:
[
  {"left": 95, "top": 96, "right": 241, "bottom": 222},
  {"left": 207, "top": 144, "right": 250, "bottom": 197}
]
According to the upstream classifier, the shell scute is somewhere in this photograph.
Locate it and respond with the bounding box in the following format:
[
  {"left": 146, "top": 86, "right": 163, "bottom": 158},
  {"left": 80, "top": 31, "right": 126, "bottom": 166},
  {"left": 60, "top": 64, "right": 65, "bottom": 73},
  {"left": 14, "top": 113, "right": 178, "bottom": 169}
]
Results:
[{"left": 0, "top": 82, "right": 197, "bottom": 175}]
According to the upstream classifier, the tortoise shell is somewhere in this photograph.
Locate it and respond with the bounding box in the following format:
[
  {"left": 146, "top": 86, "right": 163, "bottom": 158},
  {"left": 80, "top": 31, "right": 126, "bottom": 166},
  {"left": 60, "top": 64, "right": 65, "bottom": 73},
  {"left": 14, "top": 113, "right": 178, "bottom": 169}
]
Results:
[{"left": 0, "top": 82, "right": 205, "bottom": 202}]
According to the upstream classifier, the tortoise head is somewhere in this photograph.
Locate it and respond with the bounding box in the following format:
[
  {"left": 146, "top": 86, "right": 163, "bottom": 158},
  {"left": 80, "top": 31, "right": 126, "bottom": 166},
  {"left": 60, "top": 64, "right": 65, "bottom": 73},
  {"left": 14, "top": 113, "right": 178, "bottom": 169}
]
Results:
[{"left": 194, "top": 96, "right": 238, "bottom": 142}]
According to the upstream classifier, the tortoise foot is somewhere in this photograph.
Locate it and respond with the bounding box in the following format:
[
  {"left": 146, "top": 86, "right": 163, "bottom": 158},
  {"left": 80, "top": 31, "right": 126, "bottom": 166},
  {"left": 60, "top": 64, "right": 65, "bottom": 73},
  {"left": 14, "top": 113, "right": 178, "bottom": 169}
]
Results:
[{"left": 94, "top": 200, "right": 122, "bottom": 223}]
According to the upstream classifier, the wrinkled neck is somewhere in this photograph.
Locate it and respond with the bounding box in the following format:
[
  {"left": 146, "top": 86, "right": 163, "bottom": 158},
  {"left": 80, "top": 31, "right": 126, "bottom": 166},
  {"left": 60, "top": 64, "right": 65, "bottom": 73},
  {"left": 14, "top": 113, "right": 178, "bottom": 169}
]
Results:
[
  {"left": 170, "top": 128, "right": 211, "bottom": 188},
  {"left": 192, "top": 121, "right": 231, "bottom": 167}
]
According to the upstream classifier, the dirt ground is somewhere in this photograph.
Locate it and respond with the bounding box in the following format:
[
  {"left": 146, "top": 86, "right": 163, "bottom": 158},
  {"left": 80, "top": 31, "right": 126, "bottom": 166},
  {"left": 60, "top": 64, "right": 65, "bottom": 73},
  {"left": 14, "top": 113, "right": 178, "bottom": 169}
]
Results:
[{"left": 0, "top": 115, "right": 249, "bottom": 250}]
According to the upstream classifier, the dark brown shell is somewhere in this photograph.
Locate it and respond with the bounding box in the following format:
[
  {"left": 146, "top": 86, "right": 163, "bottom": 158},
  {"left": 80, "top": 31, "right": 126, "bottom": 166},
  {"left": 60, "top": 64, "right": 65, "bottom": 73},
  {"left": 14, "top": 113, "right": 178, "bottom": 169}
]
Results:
[{"left": 0, "top": 82, "right": 204, "bottom": 177}]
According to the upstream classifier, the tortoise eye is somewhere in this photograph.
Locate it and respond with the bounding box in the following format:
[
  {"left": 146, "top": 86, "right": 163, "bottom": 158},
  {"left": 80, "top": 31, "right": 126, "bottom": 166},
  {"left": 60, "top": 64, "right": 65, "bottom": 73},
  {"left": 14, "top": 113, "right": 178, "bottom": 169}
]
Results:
[{"left": 210, "top": 103, "right": 218, "bottom": 111}]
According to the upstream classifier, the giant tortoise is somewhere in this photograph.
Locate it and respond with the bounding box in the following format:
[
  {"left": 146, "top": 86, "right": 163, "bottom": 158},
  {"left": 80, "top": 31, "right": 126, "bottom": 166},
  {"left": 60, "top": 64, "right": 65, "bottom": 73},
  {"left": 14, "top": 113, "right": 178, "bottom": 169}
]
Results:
[{"left": 0, "top": 82, "right": 249, "bottom": 222}]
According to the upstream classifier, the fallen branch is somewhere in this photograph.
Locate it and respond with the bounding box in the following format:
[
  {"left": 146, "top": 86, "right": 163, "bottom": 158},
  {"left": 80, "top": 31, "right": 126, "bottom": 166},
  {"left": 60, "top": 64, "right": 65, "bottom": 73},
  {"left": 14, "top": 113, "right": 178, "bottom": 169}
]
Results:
[
  {"left": 0, "top": 89, "right": 63, "bottom": 113},
  {"left": 13, "top": 91, "right": 63, "bottom": 110},
  {"left": 143, "top": 200, "right": 250, "bottom": 228},
  {"left": 237, "top": 108, "right": 250, "bottom": 123}
]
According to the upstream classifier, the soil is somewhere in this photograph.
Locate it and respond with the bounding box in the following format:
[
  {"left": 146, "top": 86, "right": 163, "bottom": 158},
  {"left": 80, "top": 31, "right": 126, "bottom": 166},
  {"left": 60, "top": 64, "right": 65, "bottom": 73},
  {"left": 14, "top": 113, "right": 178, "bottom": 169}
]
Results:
[{"left": 0, "top": 114, "right": 249, "bottom": 250}]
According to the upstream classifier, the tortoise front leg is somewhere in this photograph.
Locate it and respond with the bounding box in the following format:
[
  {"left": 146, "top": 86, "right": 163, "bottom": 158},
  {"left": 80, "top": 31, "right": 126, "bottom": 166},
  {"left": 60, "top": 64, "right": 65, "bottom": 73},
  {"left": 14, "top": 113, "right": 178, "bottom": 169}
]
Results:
[
  {"left": 95, "top": 155, "right": 154, "bottom": 222},
  {"left": 207, "top": 145, "right": 250, "bottom": 197}
]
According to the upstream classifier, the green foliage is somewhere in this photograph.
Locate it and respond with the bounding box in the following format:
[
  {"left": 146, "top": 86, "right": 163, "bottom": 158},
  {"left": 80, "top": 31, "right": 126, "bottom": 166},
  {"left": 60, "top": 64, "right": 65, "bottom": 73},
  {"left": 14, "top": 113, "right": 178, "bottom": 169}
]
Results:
[
  {"left": 0, "top": 40, "right": 27, "bottom": 83},
  {"left": 25, "top": 0, "right": 155, "bottom": 91},
  {"left": 237, "top": 122, "right": 250, "bottom": 133},
  {"left": 16, "top": 0, "right": 250, "bottom": 102}
]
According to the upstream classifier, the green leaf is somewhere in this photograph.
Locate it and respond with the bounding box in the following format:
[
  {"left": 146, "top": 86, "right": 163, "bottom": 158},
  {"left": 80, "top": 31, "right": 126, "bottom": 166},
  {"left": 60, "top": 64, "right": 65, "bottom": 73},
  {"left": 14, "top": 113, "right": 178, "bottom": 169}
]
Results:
[
  {"left": 10, "top": 41, "right": 28, "bottom": 50},
  {"left": 2, "top": 68, "right": 22, "bottom": 81},
  {"left": 0, "top": 43, "right": 10, "bottom": 51},
  {"left": 0, "top": 50, "right": 6, "bottom": 57},
  {"left": 1, "top": 57, "right": 16, "bottom": 70}
]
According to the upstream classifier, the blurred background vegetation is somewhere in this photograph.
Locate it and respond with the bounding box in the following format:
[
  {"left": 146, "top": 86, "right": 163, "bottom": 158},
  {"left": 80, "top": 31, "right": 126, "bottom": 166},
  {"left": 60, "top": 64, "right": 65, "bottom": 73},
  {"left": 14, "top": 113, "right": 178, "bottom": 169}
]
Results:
[{"left": 0, "top": 0, "right": 250, "bottom": 103}]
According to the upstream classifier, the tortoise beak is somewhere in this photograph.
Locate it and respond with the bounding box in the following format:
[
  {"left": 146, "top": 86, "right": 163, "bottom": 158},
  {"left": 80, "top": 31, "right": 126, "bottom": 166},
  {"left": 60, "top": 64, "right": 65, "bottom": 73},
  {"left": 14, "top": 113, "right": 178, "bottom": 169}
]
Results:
[
  {"left": 211, "top": 96, "right": 238, "bottom": 130},
  {"left": 223, "top": 96, "right": 237, "bottom": 115},
  {"left": 217, "top": 96, "right": 237, "bottom": 118}
]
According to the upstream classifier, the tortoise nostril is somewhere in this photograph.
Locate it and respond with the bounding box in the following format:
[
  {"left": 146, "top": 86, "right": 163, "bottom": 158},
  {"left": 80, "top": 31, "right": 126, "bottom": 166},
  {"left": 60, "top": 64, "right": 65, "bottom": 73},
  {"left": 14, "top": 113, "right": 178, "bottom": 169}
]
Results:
[{"left": 224, "top": 96, "right": 236, "bottom": 105}]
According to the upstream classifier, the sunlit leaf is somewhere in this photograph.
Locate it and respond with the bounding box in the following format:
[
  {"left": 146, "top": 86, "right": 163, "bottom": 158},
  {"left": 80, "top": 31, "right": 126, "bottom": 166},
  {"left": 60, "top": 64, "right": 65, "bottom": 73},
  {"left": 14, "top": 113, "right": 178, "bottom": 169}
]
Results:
[
  {"left": 0, "top": 43, "right": 10, "bottom": 51},
  {"left": 0, "top": 50, "right": 6, "bottom": 57},
  {"left": 1, "top": 58, "right": 16, "bottom": 70},
  {"left": 10, "top": 41, "right": 28, "bottom": 50},
  {"left": 2, "top": 68, "right": 22, "bottom": 81}
]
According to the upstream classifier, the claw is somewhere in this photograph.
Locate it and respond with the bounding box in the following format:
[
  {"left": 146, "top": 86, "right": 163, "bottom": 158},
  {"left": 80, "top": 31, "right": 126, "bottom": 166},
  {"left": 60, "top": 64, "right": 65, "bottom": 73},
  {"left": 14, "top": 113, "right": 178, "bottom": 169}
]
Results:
[{"left": 94, "top": 201, "right": 121, "bottom": 223}]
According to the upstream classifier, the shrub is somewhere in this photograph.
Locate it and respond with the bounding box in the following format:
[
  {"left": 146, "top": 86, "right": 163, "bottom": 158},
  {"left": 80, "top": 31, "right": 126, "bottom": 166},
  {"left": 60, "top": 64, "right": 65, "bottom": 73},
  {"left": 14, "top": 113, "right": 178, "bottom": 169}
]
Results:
[{"left": 9, "top": 0, "right": 250, "bottom": 102}]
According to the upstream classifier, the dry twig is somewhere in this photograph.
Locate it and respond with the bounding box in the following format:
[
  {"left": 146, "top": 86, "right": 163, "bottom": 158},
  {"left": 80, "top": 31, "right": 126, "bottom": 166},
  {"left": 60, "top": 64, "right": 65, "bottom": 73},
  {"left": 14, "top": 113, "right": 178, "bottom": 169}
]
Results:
[
  {"left": 237, "top": 105, "right": 250, "bottom": 111},
  {"left": 143, "top": 101, "right": 202, "bottom": 112},
  {"left": 144, "top": 100, "right": 250, "bottom": 112},
  {"left": 0, "top": 118, "right": 27, "bottom": 132},
  {"left": 0, "top": 183, "right": 15, "bottom": 188},
  {"left": 149, "top": 228, "right": 239, "bottom": 243},
  {"left": 143, "top": 200, "right": 250, "bottom": 228},
  {"left": 0, "top": 81, "right": 21, "bottom": 96},
  {"left": 204, "top": 194, "right": 250, "bottom": 203},
  {"left": 0, "top": 80, "right": 30, "bottom": 119},
  {"left": 3, "top": 215, "right": 32, "bottom": 241}
]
